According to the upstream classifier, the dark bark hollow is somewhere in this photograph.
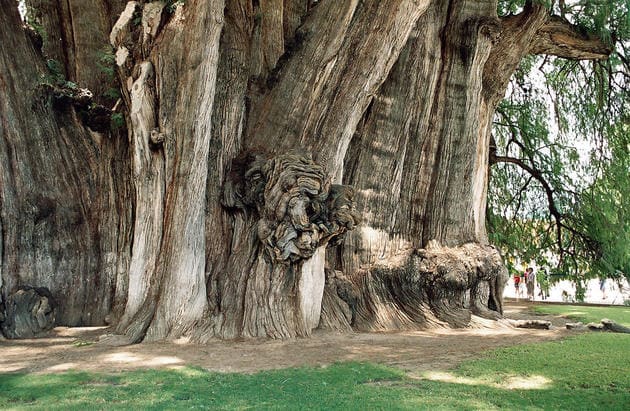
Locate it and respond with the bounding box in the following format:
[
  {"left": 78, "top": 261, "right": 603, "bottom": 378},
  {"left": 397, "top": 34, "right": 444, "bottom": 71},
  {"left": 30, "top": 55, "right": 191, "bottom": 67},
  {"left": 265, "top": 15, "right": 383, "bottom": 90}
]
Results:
[{"left": 218, "top": 153, "right": 360, "bottom": 338}]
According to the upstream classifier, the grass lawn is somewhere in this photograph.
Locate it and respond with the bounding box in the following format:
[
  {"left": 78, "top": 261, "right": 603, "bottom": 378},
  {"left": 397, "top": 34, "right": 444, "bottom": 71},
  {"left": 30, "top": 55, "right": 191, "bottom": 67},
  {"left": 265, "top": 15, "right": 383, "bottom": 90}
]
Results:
[
  {"left": 1, "top": 304, "right": 629, "bottom": 410},
  {"left": 531, "top": 303, "right": 630, "bottom": 326}
]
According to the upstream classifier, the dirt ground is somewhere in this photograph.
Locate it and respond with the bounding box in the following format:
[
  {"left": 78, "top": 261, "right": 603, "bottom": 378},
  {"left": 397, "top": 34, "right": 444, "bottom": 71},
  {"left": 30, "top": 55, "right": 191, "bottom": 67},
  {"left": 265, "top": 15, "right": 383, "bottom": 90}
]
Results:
[{"left": 0, "top": 301, "right": 576, "bottom": 375}]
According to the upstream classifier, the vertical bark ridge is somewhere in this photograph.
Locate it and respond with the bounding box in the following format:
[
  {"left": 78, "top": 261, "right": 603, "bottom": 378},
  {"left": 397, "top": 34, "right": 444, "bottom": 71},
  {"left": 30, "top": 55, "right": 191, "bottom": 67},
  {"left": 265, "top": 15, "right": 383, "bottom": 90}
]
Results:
[
  {"left": 111, "top": 0, "right": 225, "bottom": 342},
  {"left": 340, "top": 1, "right": 449, "bottom": 275},
  {"left": 418, "top": 1, "right": 499, "bottom": 246},
  {"left": 250, "top": 0, "right": 284, "bottom": 77},
  {"left": 282, "top": 0, "right": 308, "bottom": 44},
  {"left": 246, "top": 0, "right": 430, "bottom": 178},
  {"left": 246, "top": 0, "right": 359, "bottom": 154},
  {"left": 205, "top": 0, "right": 254, "bottom": 330},
  {"left": 322, "top": 0, "right": 509, "bottom": 332},
  {"left": 115, "top": 61, "right": 165, "bottom": 330}
]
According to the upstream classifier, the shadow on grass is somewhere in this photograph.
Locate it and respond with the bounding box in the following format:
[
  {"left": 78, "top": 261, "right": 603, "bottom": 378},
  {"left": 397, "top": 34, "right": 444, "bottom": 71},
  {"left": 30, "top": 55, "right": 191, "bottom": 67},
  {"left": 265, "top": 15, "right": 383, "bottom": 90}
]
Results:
[{"left": 1, "top": 334, "right": 629, "bottom": 410}]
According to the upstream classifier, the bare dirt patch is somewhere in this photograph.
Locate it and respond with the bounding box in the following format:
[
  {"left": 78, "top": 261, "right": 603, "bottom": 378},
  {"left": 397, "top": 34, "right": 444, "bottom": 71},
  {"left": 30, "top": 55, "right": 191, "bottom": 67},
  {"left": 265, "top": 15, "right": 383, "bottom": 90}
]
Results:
[{"left": 0, "top": 301, "right": 575, "bottom": 375}]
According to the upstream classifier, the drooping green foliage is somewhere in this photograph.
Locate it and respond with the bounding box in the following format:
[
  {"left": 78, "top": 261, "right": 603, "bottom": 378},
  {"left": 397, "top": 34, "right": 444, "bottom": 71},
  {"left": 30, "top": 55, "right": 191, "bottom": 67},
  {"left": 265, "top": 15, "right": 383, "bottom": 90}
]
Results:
[
  {"left": 489, "top": 0, "right": 630, "bottom": 283},
  {"left": 577, "top": 122, "right": 630, "bottom": 278}
]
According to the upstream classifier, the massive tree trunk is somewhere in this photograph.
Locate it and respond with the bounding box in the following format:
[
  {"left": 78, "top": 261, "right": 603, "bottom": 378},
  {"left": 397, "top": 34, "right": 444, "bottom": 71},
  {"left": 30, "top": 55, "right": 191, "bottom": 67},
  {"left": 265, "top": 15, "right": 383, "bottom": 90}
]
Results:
[{"left": 0, "top": 0, "right": 611, "bottom": 341}]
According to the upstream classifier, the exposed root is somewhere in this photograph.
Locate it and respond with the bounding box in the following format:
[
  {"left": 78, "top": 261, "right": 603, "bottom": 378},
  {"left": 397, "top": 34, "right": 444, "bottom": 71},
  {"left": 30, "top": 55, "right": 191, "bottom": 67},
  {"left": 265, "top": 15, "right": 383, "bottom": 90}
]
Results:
[
  {"left": 570, "top": 319, "right": 630, "bottom": 333},
  {"left": 506, "top": 319, "right": 552, "bottom": 330},
  {"left": 320, "top": 243, "right": 508, "bottom": 332},
  {"left": 97, "top": 333, "right": 135, "bottom": 347}
]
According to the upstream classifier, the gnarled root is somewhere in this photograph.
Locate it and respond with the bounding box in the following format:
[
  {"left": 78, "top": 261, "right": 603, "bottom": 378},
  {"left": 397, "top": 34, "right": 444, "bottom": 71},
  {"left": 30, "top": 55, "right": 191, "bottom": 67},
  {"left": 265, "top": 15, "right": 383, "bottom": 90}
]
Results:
[
  {"left": 320, "top": 243, "right": 508, "bottom": 331},
  {"left": 1, "top": 286, "right": 56, "bottom": 338}
]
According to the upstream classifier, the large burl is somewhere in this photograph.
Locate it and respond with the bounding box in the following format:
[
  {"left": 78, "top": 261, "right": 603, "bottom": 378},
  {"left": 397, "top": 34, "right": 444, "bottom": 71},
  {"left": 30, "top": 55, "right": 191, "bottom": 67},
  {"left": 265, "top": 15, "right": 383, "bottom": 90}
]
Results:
[
  {"left": 226, "top": 154, "right": 359, "bottom": 261},
  {"left": 222, "top": 154, "right": 360, "bottom": 337}
]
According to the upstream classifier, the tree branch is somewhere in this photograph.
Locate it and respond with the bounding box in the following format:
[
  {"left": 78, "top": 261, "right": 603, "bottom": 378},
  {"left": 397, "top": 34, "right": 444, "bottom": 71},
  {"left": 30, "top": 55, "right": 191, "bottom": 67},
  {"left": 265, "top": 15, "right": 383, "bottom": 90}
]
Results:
[
  {"left": 491, "top": 154, "right": 600, "bottom": 266},
  {"left": 529, "top": 16, "right": 613, "bottom": 60},
  {"left": 492, "top": 154, "right": 562, "bottom": 232},
  {"left": 505, "top": 175, "right": 533, "bottom": 217}
]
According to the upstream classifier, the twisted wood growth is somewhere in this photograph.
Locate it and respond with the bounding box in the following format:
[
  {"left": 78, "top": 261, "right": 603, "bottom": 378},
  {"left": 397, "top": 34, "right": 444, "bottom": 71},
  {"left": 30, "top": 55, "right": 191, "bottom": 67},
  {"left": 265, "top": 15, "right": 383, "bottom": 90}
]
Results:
[
  {"left": 224, "top": 154, "right": 359, "bottom": 262},
  {"left": 0, "top": 0, "right": 614, "bottom": 341},
  {"left": 322, "top": 243, "right": 507, "bottom": 332}
]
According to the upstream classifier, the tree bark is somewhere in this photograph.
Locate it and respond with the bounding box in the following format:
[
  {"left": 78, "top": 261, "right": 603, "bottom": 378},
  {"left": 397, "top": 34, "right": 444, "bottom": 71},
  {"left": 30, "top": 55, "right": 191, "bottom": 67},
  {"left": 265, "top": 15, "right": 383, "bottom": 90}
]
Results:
[
  {"left": 0, "top": 0, "right": 613, "bottom": 341},
  {"left": 0, "top": 2, "right": 130, "bottom": 328},
  {"left": 107, "top": 0, "right": 225, "bottom": 343},
  {"left": 25, "top": 0, "right": 128, "bottom": 104}
]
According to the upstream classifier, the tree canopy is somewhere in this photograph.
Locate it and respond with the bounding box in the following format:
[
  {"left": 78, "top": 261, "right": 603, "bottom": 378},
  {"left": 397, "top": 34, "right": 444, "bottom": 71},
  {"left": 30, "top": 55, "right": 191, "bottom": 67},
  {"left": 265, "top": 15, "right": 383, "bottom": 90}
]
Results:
[{"left": 489, "top": 0, "right": 630, "bottom": 283}]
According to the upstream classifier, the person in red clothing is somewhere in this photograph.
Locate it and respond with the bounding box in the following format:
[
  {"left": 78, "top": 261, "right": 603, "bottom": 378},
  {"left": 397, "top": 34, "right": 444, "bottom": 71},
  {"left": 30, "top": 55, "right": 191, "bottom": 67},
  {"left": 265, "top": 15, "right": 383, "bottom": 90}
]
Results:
[{"left": 514, "top": 273, "right": 522, "bottom": 300}]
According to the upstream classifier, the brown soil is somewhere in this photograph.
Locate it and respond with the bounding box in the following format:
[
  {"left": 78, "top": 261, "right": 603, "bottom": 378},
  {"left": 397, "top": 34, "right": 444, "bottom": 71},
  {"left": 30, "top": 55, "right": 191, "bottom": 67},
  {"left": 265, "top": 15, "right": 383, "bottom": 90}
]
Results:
[{"left": 0, "top": 301, "right": 575, "bottom": 375}]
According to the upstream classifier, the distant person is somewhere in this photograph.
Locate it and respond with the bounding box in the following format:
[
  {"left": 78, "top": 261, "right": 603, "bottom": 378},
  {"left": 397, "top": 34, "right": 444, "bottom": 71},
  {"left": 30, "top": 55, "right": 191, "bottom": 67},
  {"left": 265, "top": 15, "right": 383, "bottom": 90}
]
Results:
[
  {"left": 600, "top": 278, "right": 607, "bottom": 300},
  {"left": 537, "top": 269, "right": 550, "bottom": 300},
  {"left": 526, "top": 267, "right": 536, "bottom": 301},
  {"left": 513, "top": 274, "right": 521, "bottom": 299}
]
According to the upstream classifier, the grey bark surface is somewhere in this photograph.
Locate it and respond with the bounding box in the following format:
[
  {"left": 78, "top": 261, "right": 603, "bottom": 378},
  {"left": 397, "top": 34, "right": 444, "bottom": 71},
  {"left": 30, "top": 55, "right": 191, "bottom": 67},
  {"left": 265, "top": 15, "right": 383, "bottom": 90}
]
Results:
[
  {"left": 0, "top": 286, "right": 56, "bottom": 338},
  {"left": 108, "top": 0, "right": 225, "bottom": 343}
]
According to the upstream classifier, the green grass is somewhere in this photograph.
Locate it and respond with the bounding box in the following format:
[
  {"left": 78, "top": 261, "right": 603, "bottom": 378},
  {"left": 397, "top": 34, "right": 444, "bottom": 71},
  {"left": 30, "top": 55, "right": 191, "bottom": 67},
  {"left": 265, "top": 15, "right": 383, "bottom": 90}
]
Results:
[
  {"left": 531, "top": 303, "right": 630, "bottom": 326},
  {"left": 1, "top": 327, "right": 629, "bottom": 410}
]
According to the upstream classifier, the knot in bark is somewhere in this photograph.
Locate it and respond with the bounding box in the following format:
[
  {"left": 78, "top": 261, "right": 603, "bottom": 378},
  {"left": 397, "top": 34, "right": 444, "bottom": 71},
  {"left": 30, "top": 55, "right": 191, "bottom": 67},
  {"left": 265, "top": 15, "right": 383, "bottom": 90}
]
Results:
[
  {"left": 149, "top": 128, "right": 164, "bottom": 146},
  {"left": 1, "top": 286, "right": 57, "bottom": 339},
  {"left": 224, "top": 153, "right": 360, "bottom": 263}
]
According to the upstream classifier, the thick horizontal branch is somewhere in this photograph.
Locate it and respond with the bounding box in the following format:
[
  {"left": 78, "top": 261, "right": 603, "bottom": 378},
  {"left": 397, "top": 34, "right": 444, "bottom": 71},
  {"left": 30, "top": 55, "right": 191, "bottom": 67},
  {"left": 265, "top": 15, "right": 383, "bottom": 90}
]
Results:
[
  {"left": 483, "top": 3, "right": 548, "bottom": 103},
  {"left": 529, "top": 16, "right": 613, "bottom": 60}
]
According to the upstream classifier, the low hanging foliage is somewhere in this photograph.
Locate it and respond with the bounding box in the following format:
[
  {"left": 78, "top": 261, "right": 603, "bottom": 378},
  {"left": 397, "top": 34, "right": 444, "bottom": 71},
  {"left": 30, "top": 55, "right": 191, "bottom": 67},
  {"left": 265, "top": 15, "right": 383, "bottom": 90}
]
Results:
[{"left": 489, "top": 0, "right": 630, "bottom": 282}]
